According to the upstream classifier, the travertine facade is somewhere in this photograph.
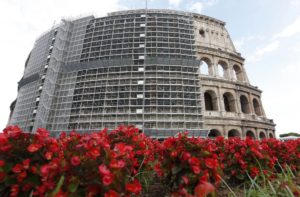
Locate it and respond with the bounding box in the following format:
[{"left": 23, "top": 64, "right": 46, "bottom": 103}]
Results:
[
  {"left": 8, "top": 9, "right": 275, "bottom": 139},
  {"left": 193, "top": 14, "right": 275, "bottom": 138}
]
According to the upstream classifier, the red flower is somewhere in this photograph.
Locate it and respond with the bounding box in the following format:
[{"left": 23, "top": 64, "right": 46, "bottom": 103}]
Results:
[
  {"left": 102, "top": 174, "right": 114, "bottom": 186},
  {"left": 40, "top": 164, "right": 50, "bottom": 176},
  {"left": 171, "top": 151, "right": 178, "bottom": 157},
  {"left": 22, "top": 159, "right": 30, "bottom": 169},
  {"left": 250, "top": 167, "right": 260, "bottom": 177},
  {"left": 71, "top": 156, "right": 81, "bottom": 166},
  {"left": 0, "top": 144, "right": 12, "bottom": 152},
  {"left": 250, "top": 147, "right": 263, "bottom": 158},
  {"left": 3, "top": 125, "right": 22, "bottom": 139},
  {"left": 114, "top": 143, "right": 133, "bottom": 154},
  {"left": 200, "top": 171, "right": 209, "bottom": 182},
  {"left": 99, "top": 164, "right": 111, "bottom": 175},
  {"left": 27, "top": 144, "right": 41, "bottom": 152},
  {"left": 19, "top": 171, "right": 27, "bottom": 179},
  {"left": 87, "top": 185, "right": 101, "bottom": 196},
  {"left": 188, "top": 157, "right": 200, "bottom": 166},
  {"left": 182, "top": 152, "right": 191, "bottom": 161},
  {"left": 0, "top": 133, "right": 8, "bottom": 144},
  {"left": 12, "top": 164, "right": 23, "bottom": 173},
  {"left": 0, "top": 172, "right": 5, "bottom": 181},
  {"left": 0, "top": 160, "right": 5, "bottom": 167},
  {"left": 205, "top": 158, "right": 218, "bottom": 169},
  {"left": 110, "top": 159, "right": 125, "bottom": 169},
  {"left": 194, "top": 181, "right": 215, "bottom": 197},
  {"left": 10, "top": 184, "right": 19, "bottom": 197},
  {"left": 182, "top": 175, "right": 189, "bottom": 184},
  {"left": 191, "top": 165, "right": 201, "bottom": 174},
  {"left": 49, "top": 143, "right": 59, "bottom": 152},
  {"left": 154, "top": 163, "right": 163, "bottom": 176},
  {"left": 89, "top": 148, "right": 100, "bottom": 159},
  {"left": 45, "top": 152, "right": 53, "bottom": 160},
  {"left": 22, "top": 184, "right": 32, "bottom": 191},
  {"left": 125, "top": 179, "right": 142, "bottom": 194},
  {"left": 36, "top": 128, "right": 49, "bottom": 138},
  {"left": 104, "top": 190, "right": 119, "bottom": 197}
]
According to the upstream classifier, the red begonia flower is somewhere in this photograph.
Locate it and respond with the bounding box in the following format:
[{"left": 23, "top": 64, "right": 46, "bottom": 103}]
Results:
[
  {"left": 27, "top": 144, "right": 41, "bottom": 152},
  {"left": 104, "top": 189, "right": 119, "bottom": 197},
  {"left": 71, "top": 156, "right": 81, "bottom": 166},
  {"left": 102, "top": 174, "right": 114, "bottom": 186},
  {"left": 194, "top": 181, "right": 215, "bottom": 197},
  {"left": 125, "top": 179, "right": 142, "bottom": 194},
  {"left": 98, "top": 164, "right": 111, "bottom": 175}
]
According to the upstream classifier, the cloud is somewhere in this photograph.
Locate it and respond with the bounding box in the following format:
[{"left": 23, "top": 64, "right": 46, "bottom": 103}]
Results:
[
  {"left": 263, "top": 63, "right": 300, "bottom": 134},
  {"left": 273, "top": 17, "right": 300, "bottom": 39},
  {"left": 189, "top": 2, "right": 204, "bottom": 13},
  {"left": 187, "top": 0, "right": 218, "bottom": 13},
  {"left": 233, "top": 36, "right": 264, "bottom": 51},
  {"left": 168, "top": 0, "right": 182, "bottom": 7},
  {"left": 290, "top": 0, "right": 300, "bottom": 6},
  {"left": 0, "top": 0, "right": 123, "bottom": 129},
  {"left": 248, "top": 40, "right": 280, "bottom": 63}
]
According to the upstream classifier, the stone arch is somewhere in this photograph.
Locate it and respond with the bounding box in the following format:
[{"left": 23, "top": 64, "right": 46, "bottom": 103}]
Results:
[
  {"left": 228, "top": 129, "right": 241, "bottom": 137},
  {"left": 217, "top": 60, "right": 229, "bottom": 78},
  {"left": 240, "top": 95, "right": 250, "bottom": 114},
  {"left": 259, "top": 131, "right": 266, "bottom": 139},
  {"left": 204, "top": 90, "right": 218, "bottom": 111},
  {"left": 246, "top": 130, "right": 255, "bottom": 139},
  {"left": 253, "top": 98, "right": 262, "bottom": 116},
  {"left": 208, "top": 129, "right": 221, "bottom": 138},
  {"left": 233, "top": 64, "right": 244, "bottom": 81},
  {"left": 223, "top": 92, "right": 236, "bottom": 112},
  {"left": 200, "top": 57, "right": 212, "bottom": 75},
  {"left": 269, "top": 132, "right": 274, "bottom": 138}
]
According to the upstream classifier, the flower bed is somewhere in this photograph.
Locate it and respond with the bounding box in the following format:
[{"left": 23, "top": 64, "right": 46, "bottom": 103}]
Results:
[{"left": 0, "top": 125, "right": 299, "bottom": 196}]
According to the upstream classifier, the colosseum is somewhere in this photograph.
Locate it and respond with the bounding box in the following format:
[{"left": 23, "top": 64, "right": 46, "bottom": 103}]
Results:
[{"left": 8, "top": 9, "right": 275, "bottom": 139}]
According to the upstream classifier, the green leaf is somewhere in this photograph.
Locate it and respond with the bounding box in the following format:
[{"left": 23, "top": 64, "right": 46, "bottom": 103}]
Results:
[
  {"left": 5, "top": 177, "right": 17, "bottom": 185},
  {"left": 68, "top": 179, "right": 79, "bottom": 193},
  {"left": 51, "top": 175, "right": 65, "bottom": 196},
  {"left": 236, "top": 173, "right": 245, "bottom": 180},
  {"left": 25, "top": 175, "right": 40, "bottom": 185},
  {"left": 3, "top": 163, "right": 13, "bottom": 173},
  {"left": 171, "top": 166, "right": 182, "bottom": 175}
]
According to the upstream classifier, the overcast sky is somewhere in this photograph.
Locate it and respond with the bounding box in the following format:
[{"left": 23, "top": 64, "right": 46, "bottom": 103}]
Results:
[{"left": 0, "top": 0, "right": 299, "bottom": 136}]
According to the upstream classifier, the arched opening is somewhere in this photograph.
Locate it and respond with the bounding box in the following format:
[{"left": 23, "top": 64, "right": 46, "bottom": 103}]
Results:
[
  {"left": 218, "top": 64, "right": 224, "bottom": 77},
  {"left": 204, "top": 90, "right": 218, "bottom": 111},
  {"left": 259, "top": 132, "right": 266, "bottom": 139},
  {"left": 253, "top": 98, "right": 262, "bottom": 116},
  {"left": 246, "top": 130, "right": 255, "bottom": 139},
  {"left": 199, "top": 58, "right": 211, "bottom": 75},
  {"left": 199, "top": 29, "right": 205, "bottom": 37},
  {"left": 240, "top": 95, "right": 250, "bottom": 114},
  {"left": 233, "top": 64, "right": 244, "bottom": 81},
  {"left": 223, "top": 92, "right": 236, "bottom": 112},
  {"left": 208, "top": 129, "right": 221, "bottom": 138},
  {"left": 228, "top": 129, "right": 240, "bottom": 138},
  {"left": 269, "top": 132, "right": 274, "bottom": 138},
  {"left": 217, "top": 61, "right": 228, "bottom": 78}
]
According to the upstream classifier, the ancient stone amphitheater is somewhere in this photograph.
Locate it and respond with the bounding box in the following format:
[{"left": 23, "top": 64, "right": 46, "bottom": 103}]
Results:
[{"left": 9, "top": 9, "right": 275, "bottom": 139}]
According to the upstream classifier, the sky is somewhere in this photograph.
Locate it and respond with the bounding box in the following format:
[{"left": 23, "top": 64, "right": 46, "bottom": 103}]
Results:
[{"left": 0, "top": 0, "right": 300, "bottom": 137}]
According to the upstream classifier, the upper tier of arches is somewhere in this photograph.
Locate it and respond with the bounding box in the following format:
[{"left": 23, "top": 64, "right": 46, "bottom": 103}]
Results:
[
  {"left": 204, "top": 89, "right": 265, "bottom": 117},
  {"left": 199, "top": 56, "right": 248, "bottom": 83}
]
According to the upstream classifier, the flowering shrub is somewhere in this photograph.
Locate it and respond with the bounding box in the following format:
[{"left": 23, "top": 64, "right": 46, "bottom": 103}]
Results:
[
  {"left": 0, "top": 125, "right": 300, "bottom": 197},
  {"left": 155, "top": 133, "right": 222, "bottom": 196},
  {"left": 0, "top": 126, "right": 151, "bottom": 196},
  {"left": 264, "top": 138, "right": 300, "bottom": 172},
  {"left": 212, "top": 137, "right": 278, "bottom": 182}
]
